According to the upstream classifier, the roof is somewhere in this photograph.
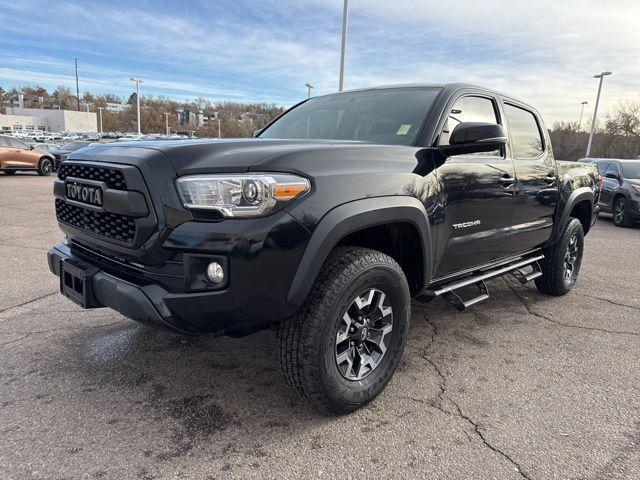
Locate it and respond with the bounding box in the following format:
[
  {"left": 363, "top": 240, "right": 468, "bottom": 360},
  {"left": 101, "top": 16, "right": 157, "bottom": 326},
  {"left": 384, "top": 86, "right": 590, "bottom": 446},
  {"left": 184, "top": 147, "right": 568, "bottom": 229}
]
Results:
[{"left": 318, "top": 83, "right": 534, "bottom": 111}]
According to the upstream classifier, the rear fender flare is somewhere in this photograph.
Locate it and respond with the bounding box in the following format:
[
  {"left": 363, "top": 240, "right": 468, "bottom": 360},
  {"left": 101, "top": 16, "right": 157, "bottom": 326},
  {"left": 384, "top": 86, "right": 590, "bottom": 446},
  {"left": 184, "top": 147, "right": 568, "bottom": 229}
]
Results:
[
  {"left": 550, "top": 186, "right": 595, "bottom": 243},
  {"left": 286, "top": 196, "right": 432, "bottom": 306}
]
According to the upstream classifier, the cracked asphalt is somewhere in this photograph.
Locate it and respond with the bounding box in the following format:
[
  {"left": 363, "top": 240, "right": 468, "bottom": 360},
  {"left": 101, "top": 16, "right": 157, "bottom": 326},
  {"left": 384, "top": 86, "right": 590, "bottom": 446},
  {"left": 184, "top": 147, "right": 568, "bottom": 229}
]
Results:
[{"left": 1, "top": 173, "right": 640, "bottom": 480}]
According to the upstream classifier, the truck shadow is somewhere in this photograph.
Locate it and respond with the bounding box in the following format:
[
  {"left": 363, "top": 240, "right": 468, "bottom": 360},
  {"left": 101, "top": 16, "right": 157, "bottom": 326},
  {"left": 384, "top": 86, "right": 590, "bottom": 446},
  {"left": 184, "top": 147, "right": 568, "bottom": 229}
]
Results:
[{"left": 55, "top": 281, "right": 521, "bottom": 464}]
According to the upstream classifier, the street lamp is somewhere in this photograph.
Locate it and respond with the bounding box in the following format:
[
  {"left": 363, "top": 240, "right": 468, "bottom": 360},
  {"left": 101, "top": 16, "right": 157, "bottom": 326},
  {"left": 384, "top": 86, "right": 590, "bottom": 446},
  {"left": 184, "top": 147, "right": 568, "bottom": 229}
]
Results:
[
  {"left": 97, "top": 107, "right": 103, "bottom": 134},
  {"left": 578, "top": 101, "right": 587, "bottom": 130},
  {"left": 130, "top": 77, "right": 144, "bottom": 138},
  {"left": 338, "top": 0, "right": 349, "bottom": 91},
  {"left": 586, "top": 71, "right": 612, "bottom": 158},
  {"left": 214, "top": 111, "right": 221, "bottom": 139},
  {"left": 163, "top": 112, "right": 170, "bottom": 137},
  {"left": 305, "top": 83, "right": 314, "bottom": 99}
]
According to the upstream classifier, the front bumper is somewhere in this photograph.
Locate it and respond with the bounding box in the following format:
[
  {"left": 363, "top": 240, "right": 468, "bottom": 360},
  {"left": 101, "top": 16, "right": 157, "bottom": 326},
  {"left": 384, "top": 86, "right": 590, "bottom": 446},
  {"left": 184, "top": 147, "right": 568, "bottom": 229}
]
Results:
[{"left": 48, "top": 210, "right": 310, "bottom": 336}]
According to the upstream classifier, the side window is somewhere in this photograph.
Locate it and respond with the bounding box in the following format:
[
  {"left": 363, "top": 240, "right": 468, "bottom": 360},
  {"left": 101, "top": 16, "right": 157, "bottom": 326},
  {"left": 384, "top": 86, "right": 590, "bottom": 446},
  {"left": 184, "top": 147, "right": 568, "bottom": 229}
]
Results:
[
  {"left": 605, "top": 162, "right": 620, "bottom": 177},
  {"left": 440, "top": 96, "right": 499, "bottom": 147},
  {"left": 596, "top": 162, "right": 609, "bottom": 176},
  {"left": 6, "top": 137, "right": 26, "bottom": 149},
  {"left": 504, "top": 104, "right": 544, "bottom": 158},
  {"left": 0, "top": 137, "right": 8, "bottom": 147}
]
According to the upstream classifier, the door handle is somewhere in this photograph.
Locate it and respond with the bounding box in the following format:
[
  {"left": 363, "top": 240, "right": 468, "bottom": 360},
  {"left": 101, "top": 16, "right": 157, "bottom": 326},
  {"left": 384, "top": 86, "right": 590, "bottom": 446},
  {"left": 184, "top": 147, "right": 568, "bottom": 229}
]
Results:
[{"left": 498, "top": 175, "right": 515, "bottom": 187}]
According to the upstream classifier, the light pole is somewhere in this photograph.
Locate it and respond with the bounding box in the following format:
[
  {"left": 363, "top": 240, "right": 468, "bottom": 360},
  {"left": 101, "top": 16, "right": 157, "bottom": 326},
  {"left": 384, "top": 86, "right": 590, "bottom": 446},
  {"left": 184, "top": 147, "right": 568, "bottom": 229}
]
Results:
[
  {"left": 130, "top": 77, "right": 144, "bottom": 138},
  {"left": 97, "top": 107, "right": 103, "bottom": 134},
  {"left": 215, "top": 111, "right": 221, "bottom": 139},
  {"left": 164, "top": 112, "right": 170, "bottom": 137},
  {"left": 586, "top": 71, "right": 612, "bottom": 158},
  {"left": 338, "top": 0, "right": 349, "bottom": 91},
  {"left": 578, "top": 101, "right": 587, "bottom": 130},
  {"left": 305, "top": 83, "right": 314, "bottom": 98}
]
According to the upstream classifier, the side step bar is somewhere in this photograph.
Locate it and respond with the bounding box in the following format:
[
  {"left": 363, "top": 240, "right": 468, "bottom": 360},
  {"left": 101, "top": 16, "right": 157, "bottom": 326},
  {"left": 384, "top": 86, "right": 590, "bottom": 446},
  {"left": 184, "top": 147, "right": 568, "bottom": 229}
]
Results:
[{"left": 420, "top": 254, "right": 544, "bottom": 311}]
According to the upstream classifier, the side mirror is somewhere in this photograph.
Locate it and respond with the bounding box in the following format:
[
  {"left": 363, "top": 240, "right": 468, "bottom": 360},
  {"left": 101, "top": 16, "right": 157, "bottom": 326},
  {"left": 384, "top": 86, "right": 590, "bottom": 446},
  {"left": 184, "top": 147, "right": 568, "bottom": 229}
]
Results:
[
  {"left": 440, "top": 122, "right": 507, "bottom": 158},
  {"left": 604, "top": 171, "right": 619, "bottom": 181}
]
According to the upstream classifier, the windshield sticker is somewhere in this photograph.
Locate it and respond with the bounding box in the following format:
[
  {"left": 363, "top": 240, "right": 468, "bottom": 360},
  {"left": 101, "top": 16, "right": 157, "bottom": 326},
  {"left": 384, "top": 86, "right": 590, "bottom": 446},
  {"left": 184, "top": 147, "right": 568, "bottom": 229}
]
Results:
[{"left": 396, "top": 124, "right": 411, "bottom": 135}]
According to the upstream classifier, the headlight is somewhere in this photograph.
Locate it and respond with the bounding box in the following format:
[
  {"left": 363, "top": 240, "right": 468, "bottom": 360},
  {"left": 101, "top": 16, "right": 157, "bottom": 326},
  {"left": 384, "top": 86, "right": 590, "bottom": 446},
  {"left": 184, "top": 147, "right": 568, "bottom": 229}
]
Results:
[{"left": 175, "top": 173, "right": 310, "bottom": 217}]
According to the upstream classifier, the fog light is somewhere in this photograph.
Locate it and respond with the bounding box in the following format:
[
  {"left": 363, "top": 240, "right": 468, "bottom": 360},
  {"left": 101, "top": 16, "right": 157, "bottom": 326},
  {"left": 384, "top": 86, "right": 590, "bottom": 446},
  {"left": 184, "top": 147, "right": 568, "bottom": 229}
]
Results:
[{"left": 205, "top": 262, "right": 224, "bottom": 284}]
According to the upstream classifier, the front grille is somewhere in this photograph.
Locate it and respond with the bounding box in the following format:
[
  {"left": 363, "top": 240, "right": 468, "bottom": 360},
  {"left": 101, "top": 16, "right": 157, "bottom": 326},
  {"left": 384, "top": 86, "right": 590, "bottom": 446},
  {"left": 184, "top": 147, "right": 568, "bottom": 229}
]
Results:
[
  {"left": 58, "top": 163, "right": 127, "bottom": 190},
  {"left": 55, "top": 199, "right": 136, "bottom": 244}
]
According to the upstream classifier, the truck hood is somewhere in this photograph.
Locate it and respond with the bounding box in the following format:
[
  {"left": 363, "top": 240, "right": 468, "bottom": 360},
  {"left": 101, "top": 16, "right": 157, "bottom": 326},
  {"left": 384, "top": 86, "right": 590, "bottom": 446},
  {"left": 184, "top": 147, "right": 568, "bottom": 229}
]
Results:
[
  {"left": 72, "top": 138, "right": 418, "bottom": 177},
  {"left": 94, "top": 138, "right": 358, "bottom": 175}
]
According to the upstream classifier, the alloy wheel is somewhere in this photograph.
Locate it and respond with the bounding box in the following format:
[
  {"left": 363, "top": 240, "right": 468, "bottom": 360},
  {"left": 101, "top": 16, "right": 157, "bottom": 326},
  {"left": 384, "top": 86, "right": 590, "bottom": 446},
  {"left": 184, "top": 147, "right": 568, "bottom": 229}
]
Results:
[
  {"left": 614, "top": 200, "right": 625, "bottom": 225},
  {"left": 564, "top": 233, "right": 579, "bottom": 281},
  {"left": 335, "top": 288, "right": 393, "bottom": 381}
]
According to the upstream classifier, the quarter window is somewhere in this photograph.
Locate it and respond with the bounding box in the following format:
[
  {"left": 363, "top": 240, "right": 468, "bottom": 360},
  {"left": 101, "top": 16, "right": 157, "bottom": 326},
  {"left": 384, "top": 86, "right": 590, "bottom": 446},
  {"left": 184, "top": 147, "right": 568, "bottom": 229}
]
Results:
[{"left": 504, "top": 104, "right": 544, "bottom": 158}]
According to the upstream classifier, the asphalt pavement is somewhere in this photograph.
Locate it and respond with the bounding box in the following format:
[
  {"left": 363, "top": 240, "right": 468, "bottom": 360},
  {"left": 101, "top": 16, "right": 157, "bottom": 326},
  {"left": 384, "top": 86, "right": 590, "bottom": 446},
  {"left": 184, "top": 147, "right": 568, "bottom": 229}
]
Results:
[{"left": 1, "top": 173, "right": 639, "bottom": 480}]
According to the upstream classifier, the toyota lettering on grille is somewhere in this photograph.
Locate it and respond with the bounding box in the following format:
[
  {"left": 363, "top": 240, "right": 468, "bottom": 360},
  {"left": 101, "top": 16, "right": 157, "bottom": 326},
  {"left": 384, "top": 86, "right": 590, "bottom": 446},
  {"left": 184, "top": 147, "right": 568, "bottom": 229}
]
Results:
[{"left": 65, "top": 181, "right": 103, "bottom": 208}]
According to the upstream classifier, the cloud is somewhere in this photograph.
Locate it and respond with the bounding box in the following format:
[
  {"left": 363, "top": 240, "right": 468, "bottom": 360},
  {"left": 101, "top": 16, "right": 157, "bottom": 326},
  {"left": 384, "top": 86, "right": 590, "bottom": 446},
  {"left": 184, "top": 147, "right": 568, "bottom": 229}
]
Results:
[{"left": 0, "top": 0, "right": 638, "bottom": 123}]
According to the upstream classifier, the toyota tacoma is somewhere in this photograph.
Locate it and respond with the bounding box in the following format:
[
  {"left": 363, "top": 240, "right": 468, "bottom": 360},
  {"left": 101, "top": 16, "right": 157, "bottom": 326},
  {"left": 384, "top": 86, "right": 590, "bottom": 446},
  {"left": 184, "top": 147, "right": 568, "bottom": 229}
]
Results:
[{"left": 48, "top": 84, "right": 599, "bottom": 414}]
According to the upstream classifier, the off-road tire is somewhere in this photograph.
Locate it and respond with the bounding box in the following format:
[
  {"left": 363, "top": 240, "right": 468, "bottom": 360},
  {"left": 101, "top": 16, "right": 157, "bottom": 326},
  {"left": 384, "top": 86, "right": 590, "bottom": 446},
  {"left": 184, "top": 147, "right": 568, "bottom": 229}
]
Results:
[
  {"left": 278, "top": 246, "right": 410, "bottom": 415},
  {"left": 37, "top": 158, "right": 53, "bottom": 176},
  {"left": 535, "top": 218, "right": 584, "bottom": 295},
  {"left": 613, "top": 196, "right": 632, "bottom": 228}
]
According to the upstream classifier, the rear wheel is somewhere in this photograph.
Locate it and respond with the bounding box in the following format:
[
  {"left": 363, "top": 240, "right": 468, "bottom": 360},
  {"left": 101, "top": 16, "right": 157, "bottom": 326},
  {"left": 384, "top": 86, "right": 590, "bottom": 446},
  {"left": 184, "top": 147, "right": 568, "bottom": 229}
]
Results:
[
  {"left": 37, "top": 158, "right": 53, "bottom": 176},
  {"left": 613, "top": 197, "right": 631, "bottom": 227},
  {"left": 535, "top": 218, "right": 584, "bottom": 295},
  {"left": 278, "top": 246, "right": 410, "bottom": 414}
]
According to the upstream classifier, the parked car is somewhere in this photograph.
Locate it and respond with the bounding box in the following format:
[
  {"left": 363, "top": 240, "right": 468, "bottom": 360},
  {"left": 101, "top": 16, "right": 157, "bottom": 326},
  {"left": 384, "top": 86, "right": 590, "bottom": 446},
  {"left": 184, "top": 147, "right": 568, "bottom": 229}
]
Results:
[
  {"left": 55, "top": 140, "right": 92, "bottom": 163},
  {"left": 29, "top": 143, "right": 63, "bottom": 170},
  {"left": 0, "top": 135, "right": 55, "bottom": 175},
  {"left": 580, "top": 158, "right": 640, "bottom": 227},
  {"left": 48, "top": 84, "right": 599, "bottom": 414}
]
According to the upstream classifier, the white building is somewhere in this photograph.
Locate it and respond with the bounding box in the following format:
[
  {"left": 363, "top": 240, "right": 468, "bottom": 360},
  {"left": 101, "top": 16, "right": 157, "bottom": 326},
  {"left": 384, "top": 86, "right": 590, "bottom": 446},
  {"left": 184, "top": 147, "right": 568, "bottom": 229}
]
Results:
[{"left": 0, "top": 107, "right": 97, "bottom": 133}]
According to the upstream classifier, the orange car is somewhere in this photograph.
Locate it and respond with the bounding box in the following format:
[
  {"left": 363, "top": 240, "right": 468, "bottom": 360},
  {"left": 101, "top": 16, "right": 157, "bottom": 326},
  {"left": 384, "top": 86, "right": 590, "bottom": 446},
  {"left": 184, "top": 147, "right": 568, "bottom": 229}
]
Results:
[{"left": 0, "top": 135, "right": 55, "bottom": 176}]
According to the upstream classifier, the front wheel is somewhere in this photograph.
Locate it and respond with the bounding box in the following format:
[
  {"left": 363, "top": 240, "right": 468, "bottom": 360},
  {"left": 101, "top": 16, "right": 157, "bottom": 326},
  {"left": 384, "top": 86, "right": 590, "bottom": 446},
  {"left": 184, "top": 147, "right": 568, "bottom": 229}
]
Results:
[
  {"left": 613, "top": 197, "right": 631, "bottom": 227},
  {"left": 37, "top": 158, "right": 53, "bottom": 176},
  {"left": 535, "top": 218, "right": 584, "bottom": 295},
  {"left": 278, "top": 246, "right": 410, "bottom": 415}
]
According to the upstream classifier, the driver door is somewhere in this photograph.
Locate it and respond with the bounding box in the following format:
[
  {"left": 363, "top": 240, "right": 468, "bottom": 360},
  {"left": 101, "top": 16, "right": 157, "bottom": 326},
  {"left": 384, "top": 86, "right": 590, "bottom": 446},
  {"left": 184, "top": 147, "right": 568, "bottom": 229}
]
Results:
[{"left": 433, "top": 94, "right": 516, "bottom": 278}]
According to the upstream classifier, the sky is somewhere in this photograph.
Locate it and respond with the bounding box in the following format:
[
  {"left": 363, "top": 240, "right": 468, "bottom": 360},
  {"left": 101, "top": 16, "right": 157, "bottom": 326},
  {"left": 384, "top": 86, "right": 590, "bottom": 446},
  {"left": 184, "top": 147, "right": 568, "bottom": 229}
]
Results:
[{"left": 0, "top": 0, "right": 638, "bottom": 125}]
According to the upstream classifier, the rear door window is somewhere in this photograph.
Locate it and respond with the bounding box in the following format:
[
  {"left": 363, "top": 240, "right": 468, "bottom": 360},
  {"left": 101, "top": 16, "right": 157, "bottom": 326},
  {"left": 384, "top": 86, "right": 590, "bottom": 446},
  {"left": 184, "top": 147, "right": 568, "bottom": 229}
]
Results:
[{"left": 504, "top": 104, "right": 544, "bottom": 158}]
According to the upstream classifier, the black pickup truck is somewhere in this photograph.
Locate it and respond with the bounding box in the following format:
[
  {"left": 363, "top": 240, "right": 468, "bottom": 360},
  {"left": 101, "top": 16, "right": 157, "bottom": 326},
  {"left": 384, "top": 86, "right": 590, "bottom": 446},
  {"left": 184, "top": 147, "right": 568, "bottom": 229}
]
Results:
[{"left": 48, "top": 84, "right": 599, "bottom": 414}]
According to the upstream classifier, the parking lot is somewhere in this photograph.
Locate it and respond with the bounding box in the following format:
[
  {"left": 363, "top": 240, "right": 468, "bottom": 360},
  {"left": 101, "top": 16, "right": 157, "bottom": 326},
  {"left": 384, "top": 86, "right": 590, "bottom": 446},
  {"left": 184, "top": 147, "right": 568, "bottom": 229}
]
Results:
[{"left": 1, "top": 173, "right": 639, "bottom": 480}]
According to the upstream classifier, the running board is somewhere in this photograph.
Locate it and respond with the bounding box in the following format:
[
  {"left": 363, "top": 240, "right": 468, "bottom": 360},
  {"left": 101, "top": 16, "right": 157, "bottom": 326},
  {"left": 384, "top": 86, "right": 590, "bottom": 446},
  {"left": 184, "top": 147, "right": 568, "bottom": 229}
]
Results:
[{"left": 420, "top": 255, "right": 544, "bottom": 311}]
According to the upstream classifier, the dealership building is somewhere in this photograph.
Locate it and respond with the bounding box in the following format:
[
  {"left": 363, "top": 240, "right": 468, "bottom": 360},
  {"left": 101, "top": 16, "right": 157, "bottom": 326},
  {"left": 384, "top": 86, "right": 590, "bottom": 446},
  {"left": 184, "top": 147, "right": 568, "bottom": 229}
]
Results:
[{"left": 0, "top": 107, "right": 97, "bottom": 133}]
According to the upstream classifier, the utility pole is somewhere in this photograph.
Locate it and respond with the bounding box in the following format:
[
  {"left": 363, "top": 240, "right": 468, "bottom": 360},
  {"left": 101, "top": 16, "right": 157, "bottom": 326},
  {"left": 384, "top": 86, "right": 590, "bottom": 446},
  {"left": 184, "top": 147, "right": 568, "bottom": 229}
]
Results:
[
  {"left": 586, "top": 71, "right": 612, "bottom": 158},
  {"left": 305, "top": 82, "right": 314, "bottom": 98},
  {"left": 338, "top": 0, "right": 349, "bottom": 91},
  {"left": 164, "top": 112, "right": 170, "bottom": 137},
  {"left": 130, "top": 77, "right": 144, "bottom": 138},
  {"left": 214, "top": 111, "right": 221, "bottom": 139},
  {"left": 578, "top": 101, "right": 588, "bottom": 130},
  {"left": 75, "top": 58, "right": 80, "bottom": 111},
  {"left": 97, "top": 107, "right": 103, "bottom": 133}
]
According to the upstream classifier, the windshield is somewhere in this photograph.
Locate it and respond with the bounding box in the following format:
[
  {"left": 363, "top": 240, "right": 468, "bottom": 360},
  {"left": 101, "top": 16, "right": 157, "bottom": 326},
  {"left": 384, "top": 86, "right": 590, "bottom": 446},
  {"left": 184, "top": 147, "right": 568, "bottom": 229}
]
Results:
[
  {"left": 622, "top": 163, "right": 640, "bottom": 179},
  {"left": 62, "top": 141, "right": 88, "bottom": 150},
  {"left": 260, "top": 87, "right": 441, "bottom": 146}
]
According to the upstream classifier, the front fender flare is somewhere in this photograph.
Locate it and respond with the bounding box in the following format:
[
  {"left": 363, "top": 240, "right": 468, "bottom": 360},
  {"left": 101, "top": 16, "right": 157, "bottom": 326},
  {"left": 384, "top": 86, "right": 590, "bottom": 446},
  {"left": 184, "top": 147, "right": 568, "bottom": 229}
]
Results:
[{"left": 286, "top": 196, "right": 432, "bottom": 306}]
